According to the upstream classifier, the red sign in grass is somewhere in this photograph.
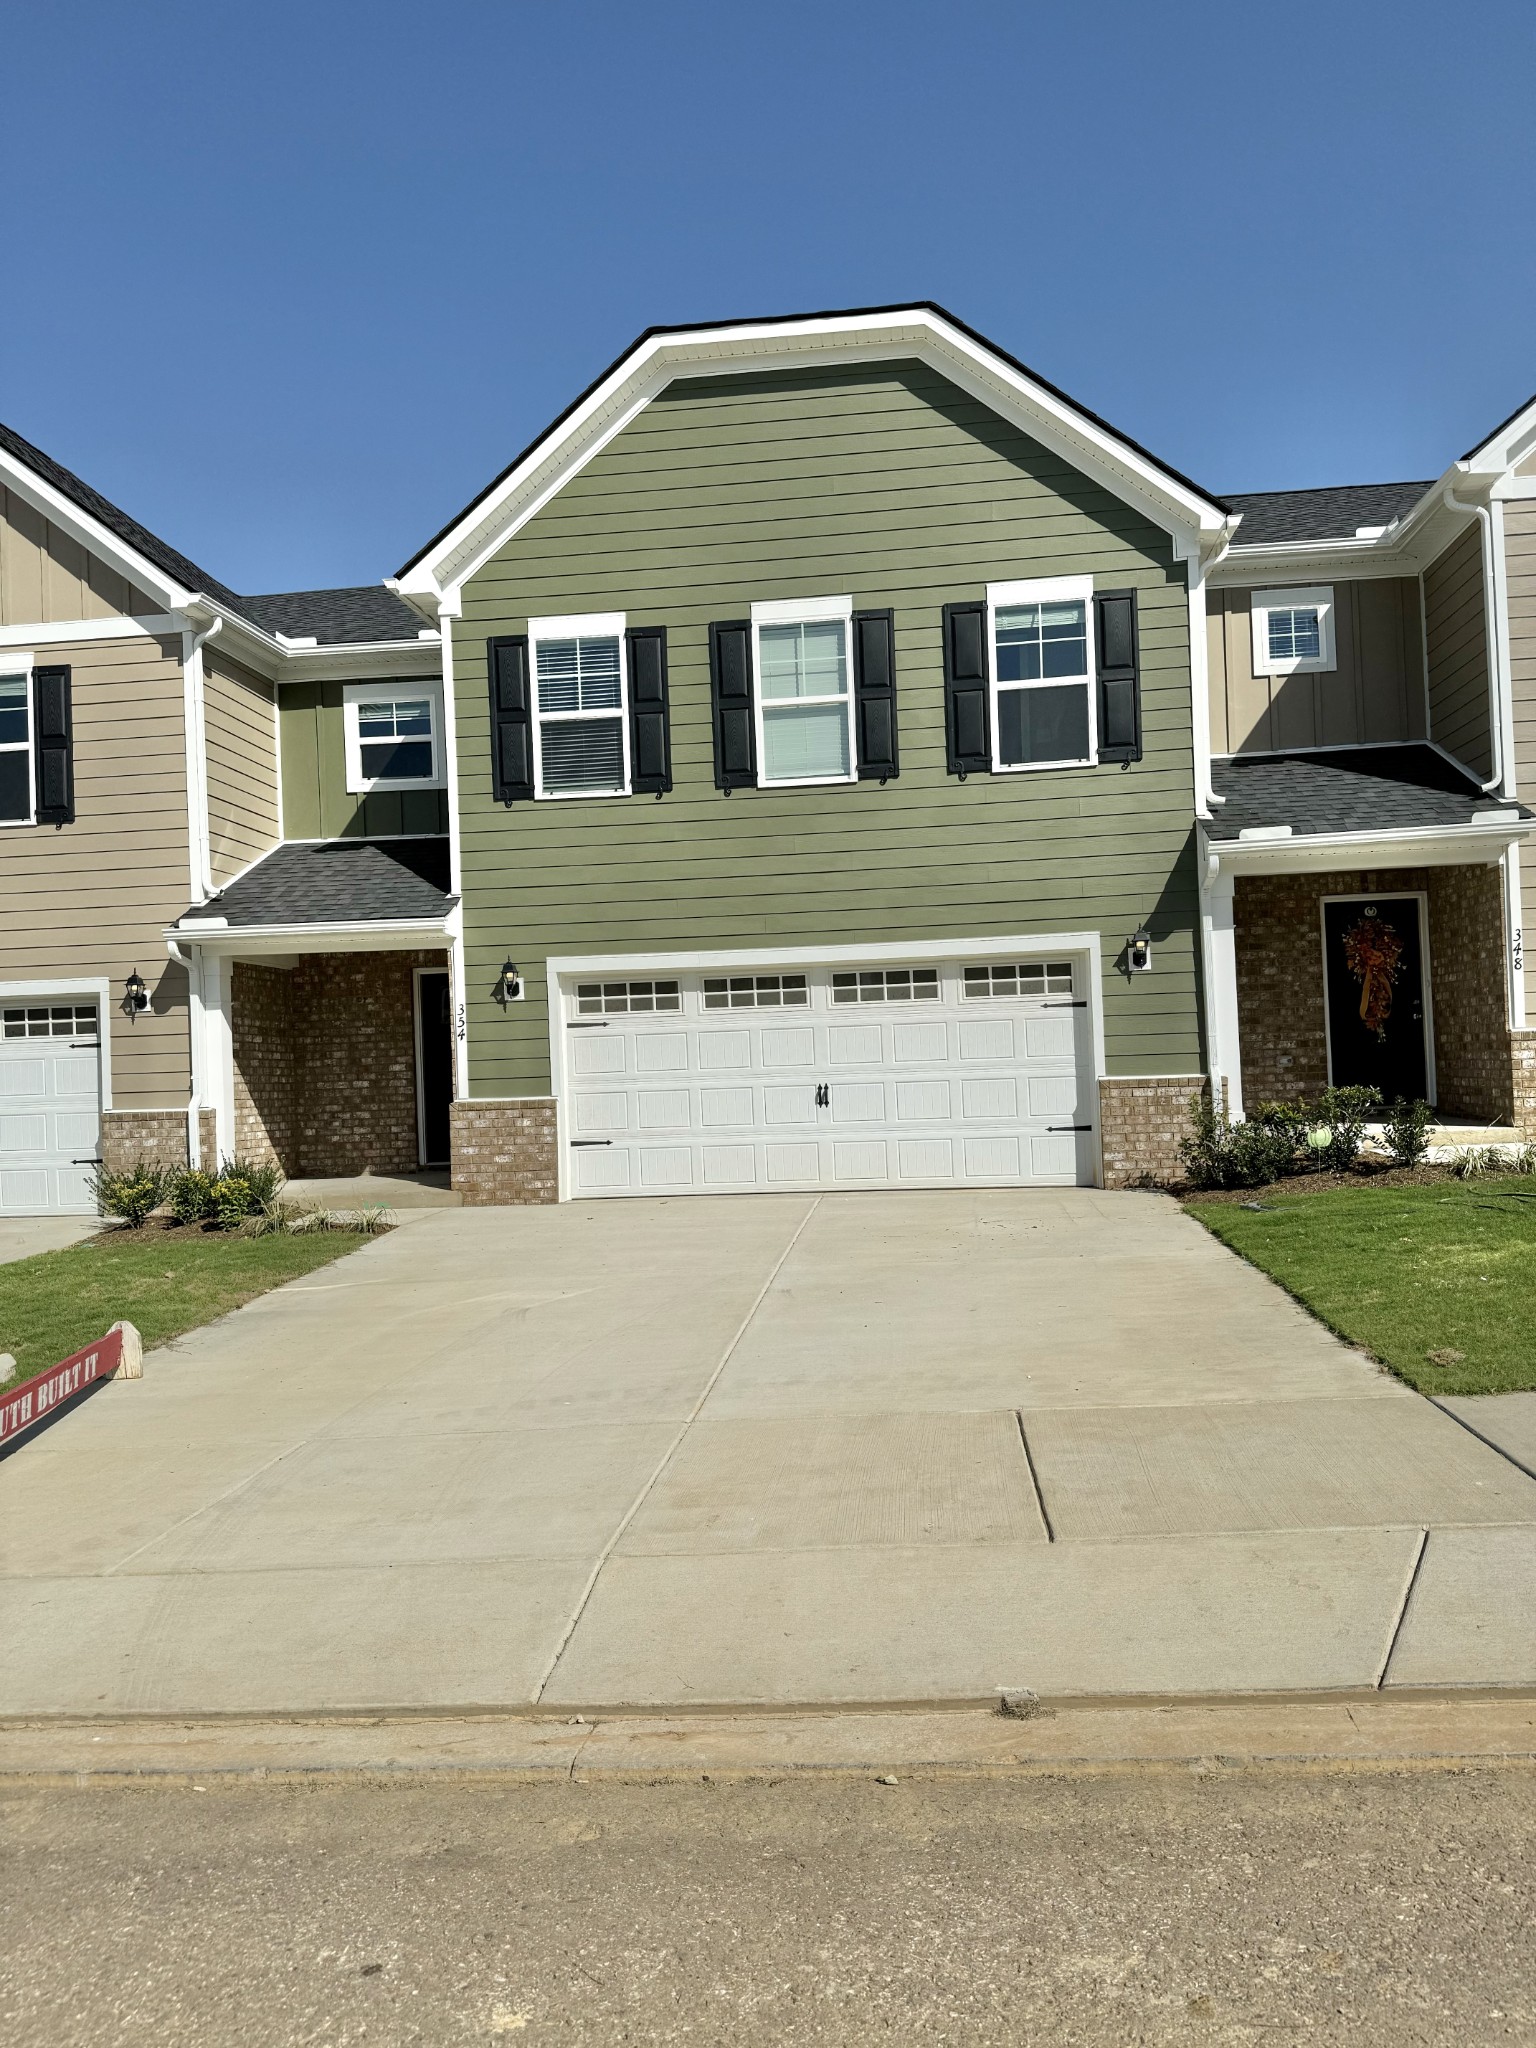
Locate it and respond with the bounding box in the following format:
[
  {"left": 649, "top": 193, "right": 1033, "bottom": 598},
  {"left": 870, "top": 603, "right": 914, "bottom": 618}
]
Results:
[{"left": 0, "top": 1327, "right": 123, "bottom": 1448}]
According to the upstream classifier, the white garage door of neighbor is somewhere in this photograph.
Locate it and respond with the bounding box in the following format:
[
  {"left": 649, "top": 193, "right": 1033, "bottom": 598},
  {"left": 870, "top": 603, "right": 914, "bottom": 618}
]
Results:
[
  {"left": 0, "top": 1003, "right": 102, "bottom": 1215},
  {"left": 562, "top": 956, "right": 1097, "bottom": 1198}
]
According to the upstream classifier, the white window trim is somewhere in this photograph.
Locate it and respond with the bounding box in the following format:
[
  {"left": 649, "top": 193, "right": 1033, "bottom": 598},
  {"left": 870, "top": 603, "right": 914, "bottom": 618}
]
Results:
[
  {"left": 985, "top": 575, "right": 1097, "bottom": 774},
  {"left": 528, "top": 610, "right": 631, "bottom": 801},
  {"left": 0, "top": 654, "right": 36, "bottom": 829},
  {"left": 1251, "top": 585, "right": 1336, "bottom": 676},
  {"left": 342, "top": 678, "right": 446, "bottom": 794},
  {"left": 749, "top": 594, "right": 856, "bottom": 790}
]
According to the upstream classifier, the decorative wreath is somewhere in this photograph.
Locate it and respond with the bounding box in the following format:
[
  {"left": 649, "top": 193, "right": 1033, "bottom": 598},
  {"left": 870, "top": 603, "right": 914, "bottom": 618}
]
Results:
[{"left": 1342, "top": 912, "right": 1403, "bottom": 1041}]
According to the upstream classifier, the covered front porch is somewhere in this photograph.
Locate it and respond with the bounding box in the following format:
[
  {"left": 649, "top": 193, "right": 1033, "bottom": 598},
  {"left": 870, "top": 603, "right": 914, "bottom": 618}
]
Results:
[
  {"left": 1201, "top": 747, "right": 1536, "bottom": 1135},
  {"left": 168, "top": 838, "right": 458, "bottom": 1179}
]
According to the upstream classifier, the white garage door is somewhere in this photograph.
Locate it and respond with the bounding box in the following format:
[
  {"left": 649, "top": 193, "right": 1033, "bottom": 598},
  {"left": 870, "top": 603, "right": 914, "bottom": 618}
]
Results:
[
  {"left": 562, "top": 955, "right": 1097, "bottom": 1198},
  {"left": 0, "top": 1002, "right": 102, "bottom": 1215}
]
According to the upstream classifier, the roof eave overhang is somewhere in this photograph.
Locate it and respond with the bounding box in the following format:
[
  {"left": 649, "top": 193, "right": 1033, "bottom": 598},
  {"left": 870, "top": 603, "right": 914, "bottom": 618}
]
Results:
[
  {"left": 395, "top": 309, "right": 1232, "bottom": 605},
  {"left": 165, "top": 916, "right": 451, "bottom": 957},
  {"left": 1201, "top": 819, "right": 1532, "bottom": 877}
]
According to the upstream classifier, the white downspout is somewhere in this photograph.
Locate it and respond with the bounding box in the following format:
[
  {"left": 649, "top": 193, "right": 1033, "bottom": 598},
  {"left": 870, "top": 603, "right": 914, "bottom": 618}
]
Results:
[
  {"left": 1442, "top": 486, "right": 1507, "bottom": 795},
  {"left": 181, "top": 612, "right": 223, "bottom": 900}
]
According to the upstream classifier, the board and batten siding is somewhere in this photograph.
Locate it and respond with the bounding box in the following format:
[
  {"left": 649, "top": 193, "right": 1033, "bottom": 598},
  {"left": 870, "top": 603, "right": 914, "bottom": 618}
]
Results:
[
  {"left": 0, "top": 632, "right": 193, "bottom": 1109},
  {"left": 0, "top": 487, "right": 159, "bottom": 626},
  {"left": 453, "top": 359, "right": 1203, "bottom": 1101},
  {"left": 1206, "top": 579, "right": 1424, "bottom": 755},
  {"left": 1505, "top": 500, "right": 1536, "bottom": 1013},
  {"left": 1424, "top": 521, "right": 1492, "bottom": 778},
  {"left": 279, "top": 679, "right": 449, "bottom": 841},
  {"left": 205, "top": 648, "right": 280, "bottom": 884}
]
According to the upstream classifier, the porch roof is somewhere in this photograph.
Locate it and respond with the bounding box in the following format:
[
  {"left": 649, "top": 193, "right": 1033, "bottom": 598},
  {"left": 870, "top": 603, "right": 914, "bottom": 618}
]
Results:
[
  {"left": 174, "top": 837, "right": 454, "bottom": 931},
  {"left": 1207, "top": 746, "right": 1532, "bottom": 841}
]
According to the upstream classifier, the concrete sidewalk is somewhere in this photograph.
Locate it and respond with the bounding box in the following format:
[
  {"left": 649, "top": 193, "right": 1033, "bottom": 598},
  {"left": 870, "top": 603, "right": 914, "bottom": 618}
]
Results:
[{"left": 2, "top": 1191, "right": 1534, "bottom": 1717}]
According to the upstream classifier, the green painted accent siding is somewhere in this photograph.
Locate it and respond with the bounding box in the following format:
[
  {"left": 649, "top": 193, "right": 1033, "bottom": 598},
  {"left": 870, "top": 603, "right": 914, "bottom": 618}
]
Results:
[
  {"left": 454, "top": 360, "right": 1203, "bottom": 1098},
  {"left": 278, "top": 681, "right": 449, "bottom": 840}
]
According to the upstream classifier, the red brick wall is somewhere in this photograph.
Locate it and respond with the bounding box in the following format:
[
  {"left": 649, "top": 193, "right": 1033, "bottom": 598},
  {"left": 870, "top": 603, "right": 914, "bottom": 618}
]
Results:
[
  {"left": 1235, "top": 866, "right": 1511, "bottom": 1118},
  {"left": 229, "top": 949, "right": 447, "bottom": 1178}
]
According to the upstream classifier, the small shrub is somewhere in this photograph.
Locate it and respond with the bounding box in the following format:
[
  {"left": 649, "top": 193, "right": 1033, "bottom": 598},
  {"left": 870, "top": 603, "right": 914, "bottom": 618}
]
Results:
[
  {"left": 164, "top": 1166, "right": 218, "bottom": 1224},
  {"left": 1309, "top": 1085, "right": 1381, "bottom": 1173},
  {"left": 1381, "top": 1098, "right": 1433, "bottom": 1169},
  {"left": 212, "top": 1173, "right": 256, "bottom": 1230},
  {"left": 1180, "top": 1098, "right": 1298, "bottom": 1190},
  {"left": 90, "top": 1159, "right": 166, "bottom": 1228},
  {"left": 1452, "top": 1146, "right": 1500, "bottom": 1180}
]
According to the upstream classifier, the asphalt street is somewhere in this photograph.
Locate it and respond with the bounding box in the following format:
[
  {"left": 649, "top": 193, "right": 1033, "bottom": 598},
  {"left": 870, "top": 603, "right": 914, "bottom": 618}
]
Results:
[{"left": 4, "top": 1764, "right": 1533, "bottom": 2045}]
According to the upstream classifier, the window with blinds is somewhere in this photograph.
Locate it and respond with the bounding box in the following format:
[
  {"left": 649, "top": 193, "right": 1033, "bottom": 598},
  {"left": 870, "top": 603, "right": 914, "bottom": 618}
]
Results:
[{"left": 534, "top": 634, "right": 628, "bottom": 796}]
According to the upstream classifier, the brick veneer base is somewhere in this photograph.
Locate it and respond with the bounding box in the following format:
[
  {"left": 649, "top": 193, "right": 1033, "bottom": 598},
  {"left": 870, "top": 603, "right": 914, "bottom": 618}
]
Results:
[
  {"left": 1511, "top": 1032, "right": 1536, "bottom": 1138},
  {"left": 1098, "top": 1076, "right": 1204, "bottom": 1189},
  {"left": 100, "top": 1109, "right": 188, "bottom": 1172},
  {"left": 450, "top": 1098, "right": 560, "bottom": 1205}
]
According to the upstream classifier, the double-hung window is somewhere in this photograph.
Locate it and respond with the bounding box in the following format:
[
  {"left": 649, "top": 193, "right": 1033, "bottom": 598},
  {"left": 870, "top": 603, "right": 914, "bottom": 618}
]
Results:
[
  {"left": 530, "top": 612, "right": 630, "bottom": 798},
  {"left": 987, "top": 576, "right": 1096, "bottom": 771},
  {"left": 751, "top": 596, "right": 855, "bottom": 787},
  {"left": 1251, "top": 586, "right": 1335, "bottom": 675},
  {"left": 0, "top": 666, "right": 32, "bottom": 824},
  {"left": 343, "top": 680, "right": 445, "bottom": 793}
]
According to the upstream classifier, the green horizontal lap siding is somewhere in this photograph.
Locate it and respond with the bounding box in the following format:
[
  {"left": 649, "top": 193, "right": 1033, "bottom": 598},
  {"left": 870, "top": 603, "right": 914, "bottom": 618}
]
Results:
[
  {"left": 279, "top": 681, "right": 449, "bottom": 840},
  {"left": 454, "top": 360, "right": 1202, "bottom": 1099}
]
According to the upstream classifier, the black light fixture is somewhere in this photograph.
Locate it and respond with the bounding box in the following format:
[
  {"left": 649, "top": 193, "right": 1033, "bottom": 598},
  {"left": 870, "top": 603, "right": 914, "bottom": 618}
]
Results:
[
  {"left": 124, "top": 968, "right": 149, "bottom": 1016},
  {"left": 1128, "top": 929, "right": 1153, "bottom": 974},
  {"left": 494, "top": 958, "right": 523, "bottom": 1007}
]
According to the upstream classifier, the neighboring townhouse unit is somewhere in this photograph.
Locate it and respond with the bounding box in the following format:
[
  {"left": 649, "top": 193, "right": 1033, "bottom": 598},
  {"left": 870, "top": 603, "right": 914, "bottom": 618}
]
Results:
[
  {"left": 390, "top": 305, "right": 1536, "bottom": 1202},
  {"left": 5, "top": 301, "right": 1536, "bottom": 1215},
  {"left": 0, "top": 422, "right": 453, "bottom": 1215}
]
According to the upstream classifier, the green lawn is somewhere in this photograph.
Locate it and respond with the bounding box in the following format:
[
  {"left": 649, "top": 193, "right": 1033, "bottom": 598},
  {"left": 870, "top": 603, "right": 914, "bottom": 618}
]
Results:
[
  {"left": 0, "top": 1229, "right": 377, "bottom": 1383},
  {"left": 1187, "top": 1177, "right": 1536, "bottom": 1395}
]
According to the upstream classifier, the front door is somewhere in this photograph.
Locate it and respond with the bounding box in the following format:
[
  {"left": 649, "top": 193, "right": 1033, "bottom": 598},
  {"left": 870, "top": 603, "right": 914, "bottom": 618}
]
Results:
[
  {"left": 414, "top": 971, "right": 453, "bottom": 1166},
  {"left": 1321, "top": 897, "right": 1429, "bottom": 1104}
]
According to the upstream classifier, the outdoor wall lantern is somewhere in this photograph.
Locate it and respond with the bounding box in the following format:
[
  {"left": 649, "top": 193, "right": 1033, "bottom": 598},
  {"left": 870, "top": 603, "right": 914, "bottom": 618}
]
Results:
[
  {"left": 124, "top": 968, "right": 150, "bottom": 1017},
  {"left": 1128, "top": 930, "right": 1153, "bottom": 974},
  {"left": 494, "top": 958, "right": 525, "bottom": 1006}
]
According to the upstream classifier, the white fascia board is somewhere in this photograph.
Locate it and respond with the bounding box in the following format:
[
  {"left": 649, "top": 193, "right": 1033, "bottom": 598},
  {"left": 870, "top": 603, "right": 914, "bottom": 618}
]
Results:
[
  {"left": 0, "top": 446, "right": 196, "bottom": 615},
  {"left": 1204, "top": 819, "right": 1533, "bottom": 876},
  {"left": 274, "top": 640, "right": 445, "bottom": 684},
  {"left": 164, "top": 918, "right": 451, "bottom": 956},
  {"left": 1460, "top": 401, "right": 1536, "bottom": 475},
  {"left": 400, "top": 312, "right": 1228, "bottom": 603},
  {"left": 0, "top": 613, "right": 183, "bottom": 648},
  {"left": 1209, "top": 541, "right": 1424, "bottom": 588}
]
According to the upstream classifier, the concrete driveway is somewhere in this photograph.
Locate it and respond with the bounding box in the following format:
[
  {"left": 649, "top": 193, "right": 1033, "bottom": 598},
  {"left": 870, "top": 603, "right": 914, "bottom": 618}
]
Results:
[{"left": 3, "top": 1191, "right": 1534, "bottom": 1716}]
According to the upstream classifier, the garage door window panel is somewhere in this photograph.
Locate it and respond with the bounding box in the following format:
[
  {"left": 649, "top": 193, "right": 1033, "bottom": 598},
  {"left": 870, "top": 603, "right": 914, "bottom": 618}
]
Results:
[
  {"left": 574, "top": 980, "right": 682, "bottom": 1016},
  {"left": 988, "top": 577, "right": 1096, "bottom": 772},
  {"left": 0, "top": 673, "right": 33, "bottom": 824},
  {"left": 831, "top": 968, "right": 940, "bottom": 1003},
  {"left": 530, "top": 614, "right": 631, "bottom": 799},
  {"left": 702, "top": 975, "right": 809, "bottom": 1010},
  {"left": 3, "top": 1004, "right": 98, "bottom": 1039},
  {"left": 964, "top": 962, "right": 1076, "bottom": 998}
]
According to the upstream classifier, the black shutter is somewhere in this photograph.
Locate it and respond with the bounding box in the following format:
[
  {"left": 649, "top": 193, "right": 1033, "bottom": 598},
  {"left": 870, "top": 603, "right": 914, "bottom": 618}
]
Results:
[
  {"left": 1095, "top": 589, "right": 1141, "bottom": 763},
  {"left": 852, "top": 609, "right": 899, "bottom": 782},
  {"left": 708, "top": 620, "right": 756, "bottom": 791},
  {"left": 626, "top": 625, "right": 671, "bottom": 794},
  {"left": 942, "top": 601, "right": 990, "bottom": 778},
  {"left": 486, "top": 636, "right": 534, "bottom": 803},
  {"left": 32, "top": 666, "right": 73, "bottom": 825}
]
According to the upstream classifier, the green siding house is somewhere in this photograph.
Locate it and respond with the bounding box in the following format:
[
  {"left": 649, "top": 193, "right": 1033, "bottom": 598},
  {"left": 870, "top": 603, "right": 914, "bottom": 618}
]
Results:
[{"left": 396, "top": 306, "right": 1239, "bottom": 1200}]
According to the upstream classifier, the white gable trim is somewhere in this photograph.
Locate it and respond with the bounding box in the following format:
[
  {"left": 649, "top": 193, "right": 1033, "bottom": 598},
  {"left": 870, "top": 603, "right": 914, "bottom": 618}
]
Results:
[
  {"left": 394, "top": 310, "right": 1234, "bottom": 605},
  {"left": 1461, "top": 393, "right": 1536, "bottom": 475},
  {"left": 0, "top": 443, "right": 195, "bottom": 614}
]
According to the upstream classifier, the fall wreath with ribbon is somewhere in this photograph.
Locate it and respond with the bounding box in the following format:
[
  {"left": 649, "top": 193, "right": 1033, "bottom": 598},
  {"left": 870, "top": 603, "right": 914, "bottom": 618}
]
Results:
[{"left": 1342, "top": 911, "right": 1403, "bottom": 1041}]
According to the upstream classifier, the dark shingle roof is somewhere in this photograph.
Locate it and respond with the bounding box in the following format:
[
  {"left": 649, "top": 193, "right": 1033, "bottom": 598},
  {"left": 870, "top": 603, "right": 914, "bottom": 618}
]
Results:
[
  {"left": 0, "top": 416, "right": 428, "bottom": 646},
  {"left": 237, "top": 586, "right": 431, "bottom": 646},
  {"left": 179, "top": 838, "right": 453, "bottom": 927},
  {"left": 1208, "top": 746, "right": 1529, "bottom": 840},
  {"left": 1224, "top": 481, "right": 1433, "bottom": 547}
]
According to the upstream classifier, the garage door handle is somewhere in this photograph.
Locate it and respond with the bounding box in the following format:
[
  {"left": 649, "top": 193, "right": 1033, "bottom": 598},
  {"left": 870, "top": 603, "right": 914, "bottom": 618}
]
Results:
[
  {"left": 1043, "top": 1000, "right": 1088, "bottom": 1009},
  {"left": 570, "top": 1139, "right": 613, "bottom": 1148},
  {"left": 1047, "top": 1126, "right": 1094, "bottom": 1133},
  {"left": 73, "top": 1157, "right": 103, "bottom": 1165},
  {"left": 567, "top": 1022, "right": 610, "bottom": 1030}
]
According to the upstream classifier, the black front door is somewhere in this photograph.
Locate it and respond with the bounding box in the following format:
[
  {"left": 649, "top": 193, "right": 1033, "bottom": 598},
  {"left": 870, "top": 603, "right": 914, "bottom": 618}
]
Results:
[
  {"left": 415, "top": 971, "right": 453, "bottom": 1166},
  {"left": 1321, "top": 897, "right": 1429, "bottom": 1104}
]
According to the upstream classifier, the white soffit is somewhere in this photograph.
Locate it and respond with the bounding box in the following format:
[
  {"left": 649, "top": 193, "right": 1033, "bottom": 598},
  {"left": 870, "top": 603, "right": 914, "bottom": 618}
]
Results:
[{"left": 397, "top": 310, "right": 1233, "bottom": 602}]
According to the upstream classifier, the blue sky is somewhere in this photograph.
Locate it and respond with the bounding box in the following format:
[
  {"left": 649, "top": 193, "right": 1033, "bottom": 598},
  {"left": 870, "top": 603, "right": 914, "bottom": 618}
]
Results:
[{"left": 3, "top": 0, "right": 1533, "bottom": 593}]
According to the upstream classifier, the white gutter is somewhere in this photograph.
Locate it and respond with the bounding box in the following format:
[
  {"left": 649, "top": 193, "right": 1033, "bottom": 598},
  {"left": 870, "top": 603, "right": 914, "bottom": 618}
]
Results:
[
  {"left": 1204, "top": 814, "right": 1531, "bottom": 878},
  {"left": 1442, "top": 484, "right": 1510, "bottom": 796}
]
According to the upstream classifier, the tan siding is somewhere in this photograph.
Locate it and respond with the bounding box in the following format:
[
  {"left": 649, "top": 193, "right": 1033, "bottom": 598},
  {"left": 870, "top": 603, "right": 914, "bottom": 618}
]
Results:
[
  {"left": 1206, "top": 579, "right": 1423, "bottom": 755},
  {"left": 0, "top": 486, "right": 159, "bottom": 625},
  {"left": 1424, "top": 522, "right": 1492, "bottom": 776},
  {"left": 0, "top": 634, "right": 193, "bottom": 1108},
  {"left": 1506, "top": 501, "right": 1536, "bottom": 1014},
  {"left": 204, "top": 649, "right": 280, "bottom": 884}
]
